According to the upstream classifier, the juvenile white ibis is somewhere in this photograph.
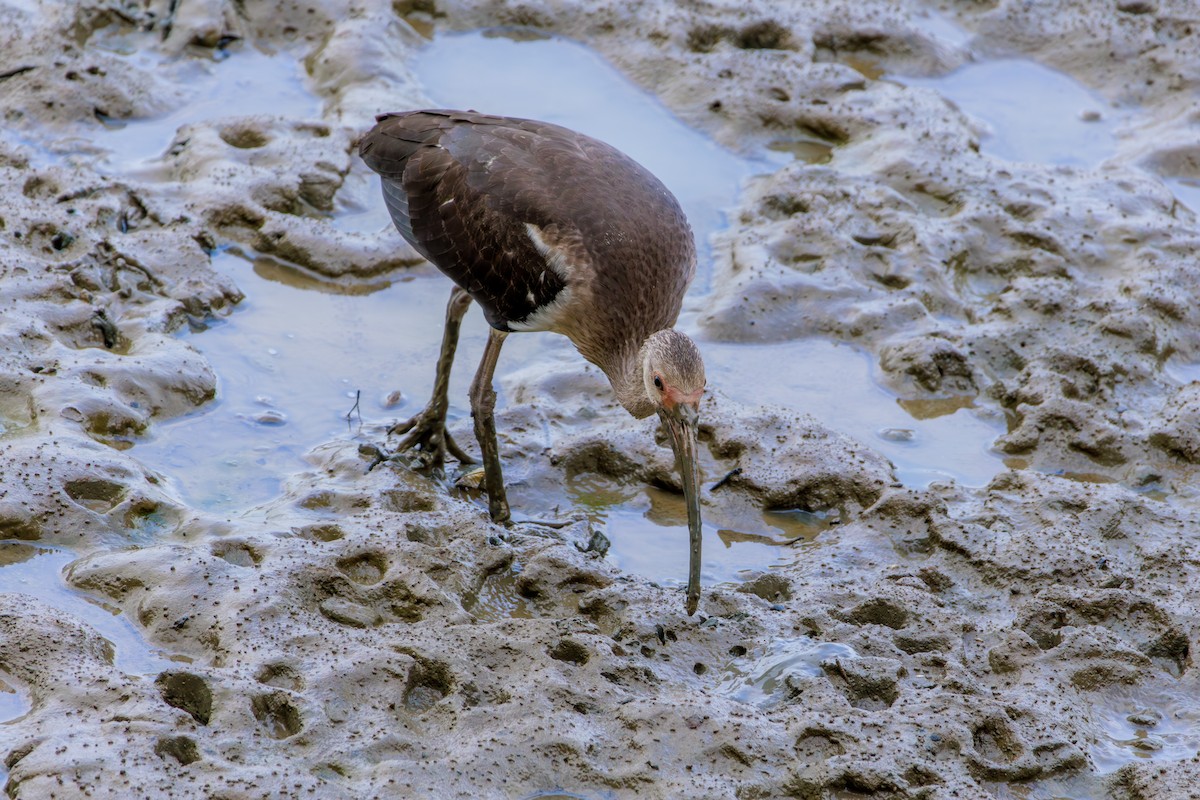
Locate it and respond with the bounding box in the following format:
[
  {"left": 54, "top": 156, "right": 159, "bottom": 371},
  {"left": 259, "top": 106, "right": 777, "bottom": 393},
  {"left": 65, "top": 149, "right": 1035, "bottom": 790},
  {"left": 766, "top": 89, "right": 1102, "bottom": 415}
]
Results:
[{"left": 359, "top": 109, "right": 707, "bottom": 614}]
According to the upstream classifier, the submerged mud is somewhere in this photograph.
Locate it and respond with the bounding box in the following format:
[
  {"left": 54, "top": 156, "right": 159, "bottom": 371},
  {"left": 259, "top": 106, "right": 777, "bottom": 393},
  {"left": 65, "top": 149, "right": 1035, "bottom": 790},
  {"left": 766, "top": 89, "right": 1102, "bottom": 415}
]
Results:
[{"left": 2, "top": 0, "right": 1200, "bottom": 798}]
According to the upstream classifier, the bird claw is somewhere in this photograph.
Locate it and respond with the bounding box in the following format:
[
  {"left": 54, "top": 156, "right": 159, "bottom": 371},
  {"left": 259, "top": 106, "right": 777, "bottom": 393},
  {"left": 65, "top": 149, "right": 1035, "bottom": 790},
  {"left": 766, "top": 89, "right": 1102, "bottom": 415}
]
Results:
[{"left": 378, "top": 407, "right": 476, "bottom": 474}]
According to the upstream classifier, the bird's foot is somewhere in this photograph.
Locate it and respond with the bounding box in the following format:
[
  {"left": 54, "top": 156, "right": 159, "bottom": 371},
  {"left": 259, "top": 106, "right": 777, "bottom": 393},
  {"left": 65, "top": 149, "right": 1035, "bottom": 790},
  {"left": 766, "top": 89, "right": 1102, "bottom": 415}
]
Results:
[{"left": 369, "top": 406, "right": 476, "bottom": 474}]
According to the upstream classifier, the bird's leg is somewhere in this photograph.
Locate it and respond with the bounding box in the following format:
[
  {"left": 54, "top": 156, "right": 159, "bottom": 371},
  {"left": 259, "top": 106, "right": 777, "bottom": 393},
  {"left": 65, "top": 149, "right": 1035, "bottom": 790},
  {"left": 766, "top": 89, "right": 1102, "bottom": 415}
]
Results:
[
  {"left": 388, "top": 286, "right": 475, "bottom": 472},
  {"left": 469, "top": 327, "right": 511, "bottom": 524}
]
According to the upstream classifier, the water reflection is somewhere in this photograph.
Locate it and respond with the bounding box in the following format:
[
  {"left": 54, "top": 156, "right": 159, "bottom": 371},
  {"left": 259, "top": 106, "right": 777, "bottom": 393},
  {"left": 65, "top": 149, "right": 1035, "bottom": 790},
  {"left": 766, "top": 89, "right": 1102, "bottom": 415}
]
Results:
[
  {"left": 564, "top": 474, "right": 834, "bottom": 590},
  {"left": 135, "top": 249, "right": 495, "bottom": 509}
]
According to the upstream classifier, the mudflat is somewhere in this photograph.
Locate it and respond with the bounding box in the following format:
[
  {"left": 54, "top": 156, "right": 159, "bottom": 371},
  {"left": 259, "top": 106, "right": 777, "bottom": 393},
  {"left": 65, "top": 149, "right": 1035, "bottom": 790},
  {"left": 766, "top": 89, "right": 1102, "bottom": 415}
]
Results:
[{"left": 2, "top": 1, "right": 1199, "bottom": 797}]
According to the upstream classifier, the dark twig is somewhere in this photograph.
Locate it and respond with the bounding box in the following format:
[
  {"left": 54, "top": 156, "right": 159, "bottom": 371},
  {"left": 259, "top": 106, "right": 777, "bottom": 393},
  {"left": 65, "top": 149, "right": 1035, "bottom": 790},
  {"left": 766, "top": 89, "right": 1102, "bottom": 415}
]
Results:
[
  {"left": 0, "top": 66, "right": 35, "bottom": 82},
  {"left": 345, "top": 389, "right": 362, "bottom": 423},
  {"left": 361, "top": 443, "right": 392, "bottom": 473},
  {"left": 710, "top": 467, "right": 742, "bottom": 492}
]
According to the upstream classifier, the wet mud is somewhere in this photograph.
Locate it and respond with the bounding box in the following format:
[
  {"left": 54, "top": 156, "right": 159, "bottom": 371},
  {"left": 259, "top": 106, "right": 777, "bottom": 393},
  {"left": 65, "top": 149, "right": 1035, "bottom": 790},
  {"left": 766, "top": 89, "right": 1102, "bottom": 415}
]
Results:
[{"left": 2, "top": 0, "right": 1200, "bottom": 798}]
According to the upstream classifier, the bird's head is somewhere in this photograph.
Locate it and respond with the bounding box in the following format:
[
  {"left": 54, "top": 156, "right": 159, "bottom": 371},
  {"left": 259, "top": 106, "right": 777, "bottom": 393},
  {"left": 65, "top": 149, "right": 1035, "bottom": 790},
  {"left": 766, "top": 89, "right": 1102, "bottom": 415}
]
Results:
[
  {"left": 642, "top": 329, "right": 706, "bottom": 416},
  {"left": 642, "top": 330, "right": 706, "bottom": 614}
]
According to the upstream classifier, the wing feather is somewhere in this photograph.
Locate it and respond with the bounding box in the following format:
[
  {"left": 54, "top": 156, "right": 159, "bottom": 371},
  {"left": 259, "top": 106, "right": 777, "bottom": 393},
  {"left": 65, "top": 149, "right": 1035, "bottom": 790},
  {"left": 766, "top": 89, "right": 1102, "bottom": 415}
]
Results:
[{"left": 359, "top": 109, "right": 695, "bottom": 356}]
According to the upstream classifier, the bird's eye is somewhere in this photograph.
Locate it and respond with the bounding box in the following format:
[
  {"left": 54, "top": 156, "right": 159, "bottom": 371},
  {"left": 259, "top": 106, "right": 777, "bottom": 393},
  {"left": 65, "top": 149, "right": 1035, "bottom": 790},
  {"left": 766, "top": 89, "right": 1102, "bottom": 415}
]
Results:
[{"left": 653, "top": 375, "right": 664, "bottom": 391}]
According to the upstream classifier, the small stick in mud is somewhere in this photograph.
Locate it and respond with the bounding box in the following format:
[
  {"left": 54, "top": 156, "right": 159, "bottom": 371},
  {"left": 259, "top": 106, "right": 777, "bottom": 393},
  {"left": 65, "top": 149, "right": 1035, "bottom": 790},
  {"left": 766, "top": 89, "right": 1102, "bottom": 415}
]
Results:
[
  {"left": 710, "top": 467, "right": 742, "bottom": 492},
  {"left": 345, "top": 389, "right": 362, "bottom": 423}
]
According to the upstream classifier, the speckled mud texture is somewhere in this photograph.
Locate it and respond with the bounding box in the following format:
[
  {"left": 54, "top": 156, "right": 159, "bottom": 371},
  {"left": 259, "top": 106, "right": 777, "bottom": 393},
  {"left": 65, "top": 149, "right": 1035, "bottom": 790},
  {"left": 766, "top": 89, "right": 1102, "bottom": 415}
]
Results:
[{"left": 3, "top": 0, "right": 1200, "bottom": 798}]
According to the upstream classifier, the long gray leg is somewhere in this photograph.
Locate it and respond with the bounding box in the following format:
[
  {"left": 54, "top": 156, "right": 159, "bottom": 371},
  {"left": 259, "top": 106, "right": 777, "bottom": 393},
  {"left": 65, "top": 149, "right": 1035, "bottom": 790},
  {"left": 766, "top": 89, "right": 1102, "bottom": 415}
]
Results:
[
  {"left": 469, "top": 327, "right": 510, "bottom": 524},
  {"left": 389, "top": 286, "right": 475, "bottom": 471}
]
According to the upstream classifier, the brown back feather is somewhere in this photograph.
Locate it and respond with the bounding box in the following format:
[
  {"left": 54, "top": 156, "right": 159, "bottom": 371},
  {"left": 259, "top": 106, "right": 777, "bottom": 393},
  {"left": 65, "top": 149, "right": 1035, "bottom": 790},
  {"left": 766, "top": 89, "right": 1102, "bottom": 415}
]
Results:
[{"left": 359, "top": 109, "right": 696, "bottom": 365}]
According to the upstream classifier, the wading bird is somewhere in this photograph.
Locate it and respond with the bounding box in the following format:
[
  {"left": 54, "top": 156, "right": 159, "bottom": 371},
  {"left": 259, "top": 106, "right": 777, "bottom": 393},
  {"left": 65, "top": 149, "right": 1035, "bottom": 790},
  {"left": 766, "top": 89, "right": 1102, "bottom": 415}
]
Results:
[{"left": 359, "top": 109, "right": 707, "bottom": 614}]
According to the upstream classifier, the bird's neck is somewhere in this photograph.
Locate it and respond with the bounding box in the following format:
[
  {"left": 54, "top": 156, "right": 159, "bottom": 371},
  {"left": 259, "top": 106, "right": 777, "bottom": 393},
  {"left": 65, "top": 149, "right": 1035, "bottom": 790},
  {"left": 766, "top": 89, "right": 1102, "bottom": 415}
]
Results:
[{"left": 602, "top": 340, "right": 656, "bottom": 420}]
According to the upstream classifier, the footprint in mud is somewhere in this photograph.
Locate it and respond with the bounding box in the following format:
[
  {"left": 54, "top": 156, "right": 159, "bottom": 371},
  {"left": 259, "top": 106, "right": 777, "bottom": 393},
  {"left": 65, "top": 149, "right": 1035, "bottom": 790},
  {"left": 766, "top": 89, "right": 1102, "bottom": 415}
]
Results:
[
  {"left": 294, "top": 523, "right": 345, "bottom": 542},
  {"left": 211, "top": 539, "right": 262, "bottom": 568},
  {"left": 62, "top": 478, "right": 127, "bottom": 513},
  {"left": 548, "top": 638, "right": 591, "bottom": 666},
  {"left": 154, "top": 735, "right": 200, "bottom": 766},
  {"left": 400, "top": 654, "right": 454, "bottom": 713},
  {"left": 255, "top": 662, "right": 306, "bottom": 692},
  {"left": 822, "top": 656, "right": 903, "bottom": 710},
  {"left": 335, "top": 551, "right": 389, "bottom": 585},
  {"left": 318, "top": 597, "right": 382, "bottom": 628},
  {"left": 251, "top": 690, "right": 303, "bottom": 739},
  {"left": 840, "top": 597, "right": 911, "bottom": 629},
  {"left": 971, "top": 716, "right": 1025, "bottom": 766},
  {"left": 156, "top": 671, "right": 213, "bottom": 725}
]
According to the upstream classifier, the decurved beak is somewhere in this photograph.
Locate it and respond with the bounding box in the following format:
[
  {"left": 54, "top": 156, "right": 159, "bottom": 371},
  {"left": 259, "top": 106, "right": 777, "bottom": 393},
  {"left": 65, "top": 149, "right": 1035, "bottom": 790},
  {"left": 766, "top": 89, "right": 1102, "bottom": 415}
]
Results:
[{"left": 660, "top": 402, "right": 703, "bottom": 615}]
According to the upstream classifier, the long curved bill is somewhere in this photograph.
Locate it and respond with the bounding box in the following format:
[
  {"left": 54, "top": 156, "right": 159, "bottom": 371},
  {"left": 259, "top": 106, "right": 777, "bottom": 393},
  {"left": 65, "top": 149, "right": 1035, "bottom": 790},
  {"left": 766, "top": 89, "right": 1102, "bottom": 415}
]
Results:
[{"left": 661, "top": 403, "right": 703, "bottom": 615}]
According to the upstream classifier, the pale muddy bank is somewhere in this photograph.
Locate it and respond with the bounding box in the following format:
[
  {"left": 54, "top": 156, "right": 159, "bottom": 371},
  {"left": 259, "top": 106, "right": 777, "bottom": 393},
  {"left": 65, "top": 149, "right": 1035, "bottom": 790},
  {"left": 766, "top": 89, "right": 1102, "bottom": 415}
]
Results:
[{"left": 2, "top": 0, "right": 1200, "bottom": 798}]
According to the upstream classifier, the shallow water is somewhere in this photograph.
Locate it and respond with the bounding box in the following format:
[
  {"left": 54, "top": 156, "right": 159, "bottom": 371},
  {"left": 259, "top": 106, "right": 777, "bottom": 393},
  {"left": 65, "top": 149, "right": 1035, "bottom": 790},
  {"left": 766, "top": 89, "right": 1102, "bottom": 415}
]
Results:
[
  {"left": 716, "top": 637, "right": 859, "bottom": 707},
  {"left": 898, "top": 59, "right": 1122, "bottom": 168},
  {"left": 98, "top": 45, "right": 321, "bottom": 175},
  {"left": 706, "top": 339, "right": 1006, "bottom": 487},
  {"left": 984, "top": 778, "right": 1097, "bottom": 800},
  {"left": 0, "top": 542, "right": 174, "bottom": 675},
  {"left": 1163, "top": 352, "right": 1200, "bottom": 386},
  {"left": 134, "top": 250, "right": 477, "bottom": 509},
  {"left": 892, "top": 50, "right": 1198, "bottom": 221},
  {"left": 1167, "top": 178, "right": 1200, "bottom": 214},
  {"left": 25, "top": 28, "right": 322, "bottom": 174},
  {"left": 0, "top": 675, "right": 28, "bottom": 725},
  {"left": 1089, "top": 683, "right": 1200, "bottom": 773}
]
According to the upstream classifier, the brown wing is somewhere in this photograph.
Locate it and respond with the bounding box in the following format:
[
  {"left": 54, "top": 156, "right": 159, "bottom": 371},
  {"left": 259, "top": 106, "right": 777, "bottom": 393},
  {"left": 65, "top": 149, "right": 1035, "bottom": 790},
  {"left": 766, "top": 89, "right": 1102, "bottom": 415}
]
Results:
[{"left": 358, "top": 109, "right": 695, "bottom": 351}]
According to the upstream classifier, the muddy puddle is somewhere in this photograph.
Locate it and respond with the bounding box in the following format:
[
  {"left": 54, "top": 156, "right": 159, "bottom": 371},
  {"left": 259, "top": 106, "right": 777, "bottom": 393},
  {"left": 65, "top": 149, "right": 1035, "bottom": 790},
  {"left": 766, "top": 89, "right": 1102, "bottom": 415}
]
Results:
[
  {"left": 30, "top": 33, "right": 322, "bottom": 174},
  {"left": 1091, "top": 684, "right": 1200, "bottom": 771},
  {"left": 899, "top": 58, "right": 1124, "bottom": 168},
  {"left": 0, "top": 542, "right": 174, "bottom": 676},
  {"left": 133, "top": 249, "right": 462, "bottom": 509},
  {"left": 891, "top": 41, "right": 1200, "bottom": 220},
  {"left": 715, "top": 637, "right": 859, "bottom": 707},
  {"left": 567, "top": 477, "right": 835, "bottom": 591}
]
